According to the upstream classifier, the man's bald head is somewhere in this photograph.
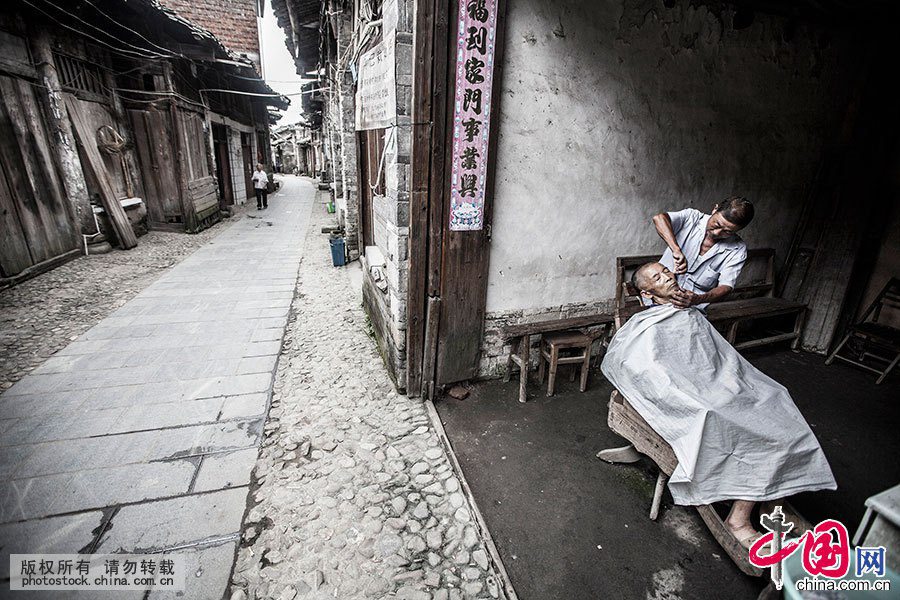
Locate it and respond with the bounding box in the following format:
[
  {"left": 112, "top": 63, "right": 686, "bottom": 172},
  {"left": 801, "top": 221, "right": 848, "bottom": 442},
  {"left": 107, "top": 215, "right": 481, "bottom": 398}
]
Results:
[
  {"left": 631, "top": 262, "right": 656, "bottom": 293},
  {"left": 631, "top": 262, "right": 680, "bottom": 303}
]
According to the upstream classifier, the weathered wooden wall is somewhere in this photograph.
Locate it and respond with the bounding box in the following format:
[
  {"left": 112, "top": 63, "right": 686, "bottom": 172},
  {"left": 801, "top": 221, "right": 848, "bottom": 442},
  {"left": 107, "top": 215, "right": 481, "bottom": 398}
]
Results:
[{"left": 0, "top": 74, "right": 79, "bottom": 278}]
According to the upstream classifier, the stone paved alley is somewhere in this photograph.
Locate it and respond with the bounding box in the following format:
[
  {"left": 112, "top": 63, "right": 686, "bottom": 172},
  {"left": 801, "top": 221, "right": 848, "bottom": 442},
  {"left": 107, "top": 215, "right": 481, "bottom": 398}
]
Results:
[
  {"left": 0, "top": 176, "right": 506, "bottom": 600},
  {"left": 0, "top": 221, "right": 233, "bottom": 391}
]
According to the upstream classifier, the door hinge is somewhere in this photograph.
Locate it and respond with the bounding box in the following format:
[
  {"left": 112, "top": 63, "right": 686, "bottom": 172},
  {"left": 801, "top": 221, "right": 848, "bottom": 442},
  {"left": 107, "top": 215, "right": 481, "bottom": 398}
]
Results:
[{"left": 485, "top": 223, "right": 492, "bottom": 241}]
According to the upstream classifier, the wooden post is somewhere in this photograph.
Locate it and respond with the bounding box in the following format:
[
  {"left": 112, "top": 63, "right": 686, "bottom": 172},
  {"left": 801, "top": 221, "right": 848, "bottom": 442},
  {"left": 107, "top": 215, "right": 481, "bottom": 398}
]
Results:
[
  {"left": 27, "top": 26, "right": 94, "bottom": 235},
  {"left": 421, "top": 296, "right": 442, "bottom": 399},
  {"left": 407, "top": 0, "right": 434, "bottom": 393},
  {"left": 518, "top": 334, "right": 529, "bottom": 403}
]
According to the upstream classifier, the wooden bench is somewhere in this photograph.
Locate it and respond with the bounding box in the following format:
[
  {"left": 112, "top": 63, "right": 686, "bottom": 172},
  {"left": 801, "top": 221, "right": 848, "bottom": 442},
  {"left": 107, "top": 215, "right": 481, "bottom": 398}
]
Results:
[
  {"left": 501, "top": 314, "right": 614, "bottom": 403},
  {"left": 615, "top": 248, "right": 807, "bottom": 349}
]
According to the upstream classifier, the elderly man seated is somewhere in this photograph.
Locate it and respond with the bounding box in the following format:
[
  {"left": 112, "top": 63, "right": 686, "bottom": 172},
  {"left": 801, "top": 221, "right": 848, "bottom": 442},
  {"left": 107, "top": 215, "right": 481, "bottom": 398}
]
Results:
[{"left": 601, "top": 262, "right": 837, "bottom": 548}]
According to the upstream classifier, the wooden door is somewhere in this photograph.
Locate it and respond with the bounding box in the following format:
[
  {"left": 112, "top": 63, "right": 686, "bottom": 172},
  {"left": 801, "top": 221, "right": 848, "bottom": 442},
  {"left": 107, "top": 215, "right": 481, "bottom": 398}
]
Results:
[
  {"left": 0, "top": 74, "right": 78, "bottom": 277},
  {"left": 129, "top": 108, "right": 182, "bottom": 225},
  {"left": 408, "top": 0, "right": 507, "bottom": 393},
  {"left": 175, "top": 109, "right": 217, "bottom": 226},
  {"left": 0, "top": 162, "right": 32, "bottom": 277}
]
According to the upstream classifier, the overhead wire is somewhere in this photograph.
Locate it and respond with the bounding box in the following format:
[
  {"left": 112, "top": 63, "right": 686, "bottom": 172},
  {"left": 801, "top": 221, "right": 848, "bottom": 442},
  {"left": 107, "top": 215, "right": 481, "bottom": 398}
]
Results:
[
  {"left": 27, "top": 0, "right": 176, "bottom": 59},
  {"left": 79, "top": 0, "right": 185, "bottom": 59},
  {"left": 20, "top": 0, "right": 172, "bottom": 61}
]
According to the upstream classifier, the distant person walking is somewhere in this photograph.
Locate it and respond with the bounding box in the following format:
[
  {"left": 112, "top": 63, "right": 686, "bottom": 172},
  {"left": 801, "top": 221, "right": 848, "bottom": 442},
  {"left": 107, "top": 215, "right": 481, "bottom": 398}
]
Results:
[{"left": 252, "top": 164, "right": 268, "bottom": 210}]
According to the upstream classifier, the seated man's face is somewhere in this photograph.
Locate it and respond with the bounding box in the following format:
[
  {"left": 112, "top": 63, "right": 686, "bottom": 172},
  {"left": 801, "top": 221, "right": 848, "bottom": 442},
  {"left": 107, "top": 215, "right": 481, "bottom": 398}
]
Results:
[{"left": 635, "top": 262, "right": 680, "bottom": 304}]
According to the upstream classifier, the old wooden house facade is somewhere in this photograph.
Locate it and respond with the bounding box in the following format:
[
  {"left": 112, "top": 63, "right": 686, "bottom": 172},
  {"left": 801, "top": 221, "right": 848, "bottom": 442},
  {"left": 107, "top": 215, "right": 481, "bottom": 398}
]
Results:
[
  {"left": 0, "top": 0, "right": 285, "bottom": 285},
  {"left": 275, "top": 0, "right": 899, "bottom": 396}
]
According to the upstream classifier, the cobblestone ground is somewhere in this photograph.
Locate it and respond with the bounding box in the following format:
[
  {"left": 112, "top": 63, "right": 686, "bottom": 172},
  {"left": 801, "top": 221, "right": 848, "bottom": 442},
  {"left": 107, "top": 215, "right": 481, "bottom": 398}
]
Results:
[
  {"left": 231, "top": 201, "right": 507, "bottom": 600},
  {"left": 0, "top": 216, "right": 238, "bottom": 389}
]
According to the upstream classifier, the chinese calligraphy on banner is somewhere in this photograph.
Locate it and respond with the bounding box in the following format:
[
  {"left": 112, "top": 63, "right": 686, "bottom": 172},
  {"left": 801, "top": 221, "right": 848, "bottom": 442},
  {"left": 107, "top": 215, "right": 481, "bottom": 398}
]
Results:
[{"left": 448, "top": 0, "right": 497, "bottom": 231}]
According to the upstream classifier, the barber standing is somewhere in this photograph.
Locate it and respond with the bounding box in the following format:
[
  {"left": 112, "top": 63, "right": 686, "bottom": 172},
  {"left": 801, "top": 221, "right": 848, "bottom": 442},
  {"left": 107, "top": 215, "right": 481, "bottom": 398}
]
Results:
[{"left": 652, "top": 196, "right": 755, "bottom": 310}]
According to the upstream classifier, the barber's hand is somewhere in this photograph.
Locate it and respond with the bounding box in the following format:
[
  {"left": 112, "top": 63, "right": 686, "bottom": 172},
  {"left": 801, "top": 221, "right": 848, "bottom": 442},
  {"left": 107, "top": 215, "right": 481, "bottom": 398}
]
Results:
[
  {"left": 671, "top": 289, "right": 702, "bottom": 308},
  {"left": 671, "top": 249, "right": 688, "bottom": 274}
]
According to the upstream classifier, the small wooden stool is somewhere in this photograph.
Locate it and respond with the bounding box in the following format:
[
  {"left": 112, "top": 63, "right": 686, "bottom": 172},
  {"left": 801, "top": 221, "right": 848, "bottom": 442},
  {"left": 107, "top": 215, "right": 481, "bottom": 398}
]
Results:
[{"left": 538, "top": 331, "right": 594, "bottom": 396}]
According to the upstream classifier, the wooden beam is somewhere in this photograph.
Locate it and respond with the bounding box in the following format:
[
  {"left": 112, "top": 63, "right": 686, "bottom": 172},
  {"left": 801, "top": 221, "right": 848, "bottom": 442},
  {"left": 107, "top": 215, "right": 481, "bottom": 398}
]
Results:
[
  {"left": 500, "top": 313, "right": 614, "bottom": 340},
  {"left": 28, "top": 26, "right": 94, "bottom": 235},
  {"left": 65, "top": 95, "right": 138, "bottom": 249}
]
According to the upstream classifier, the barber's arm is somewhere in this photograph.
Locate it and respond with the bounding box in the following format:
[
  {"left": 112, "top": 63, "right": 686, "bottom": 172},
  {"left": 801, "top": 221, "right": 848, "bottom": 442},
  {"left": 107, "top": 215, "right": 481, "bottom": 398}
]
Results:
[
  {"left": 672, "top": 246, "right": 746, "bottom": 308},
  {"left": 671, "top": 285, "right": 733, "bottom": 308},
  {"left": 652, "top": 212, "right": 687, "bottom": 274}
]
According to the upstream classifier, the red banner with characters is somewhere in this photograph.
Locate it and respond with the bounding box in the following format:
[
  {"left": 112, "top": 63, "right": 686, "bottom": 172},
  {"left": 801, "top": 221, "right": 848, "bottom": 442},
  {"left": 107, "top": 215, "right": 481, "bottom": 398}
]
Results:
[{"left": 448, "top": 0, "right": 498, "bottom": 231}]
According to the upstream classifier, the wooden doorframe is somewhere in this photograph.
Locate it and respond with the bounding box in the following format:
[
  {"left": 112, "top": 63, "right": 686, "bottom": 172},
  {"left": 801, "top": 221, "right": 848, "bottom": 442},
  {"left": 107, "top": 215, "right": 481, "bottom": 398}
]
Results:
[{"left": 406, "top": 0, "right": 508, "bottom": 398}]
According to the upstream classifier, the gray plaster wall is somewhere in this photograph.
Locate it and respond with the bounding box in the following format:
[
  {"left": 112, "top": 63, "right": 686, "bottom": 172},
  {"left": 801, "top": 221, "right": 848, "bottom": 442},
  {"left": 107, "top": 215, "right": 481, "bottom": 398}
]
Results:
[
  {"left": 479, "top": 0, "right": 861, "bottom": 375},
  {"left": 486, "top": 0, "right": 859, "bottom": 313}
]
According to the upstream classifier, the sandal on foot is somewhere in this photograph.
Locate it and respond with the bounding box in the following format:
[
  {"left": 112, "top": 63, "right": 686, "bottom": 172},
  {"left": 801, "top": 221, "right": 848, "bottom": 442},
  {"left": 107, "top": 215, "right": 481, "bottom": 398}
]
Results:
[{"left": 735, "top": 529, "right": 769, "bottom": 551}]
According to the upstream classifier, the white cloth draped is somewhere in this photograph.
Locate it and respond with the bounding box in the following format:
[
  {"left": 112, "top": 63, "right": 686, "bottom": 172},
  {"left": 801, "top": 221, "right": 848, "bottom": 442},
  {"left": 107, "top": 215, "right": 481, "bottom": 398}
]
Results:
[{"left": 601, "top": 305, "right": 837, "bottom": 506}]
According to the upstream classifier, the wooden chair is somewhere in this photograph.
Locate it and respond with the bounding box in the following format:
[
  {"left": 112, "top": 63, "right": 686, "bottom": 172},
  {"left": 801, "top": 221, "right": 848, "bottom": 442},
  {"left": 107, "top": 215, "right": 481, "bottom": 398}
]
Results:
[
  {"left": 826, "top": 277, "right": 900, "bottom": 384},
  {"left": 538, "top": 331, "right": 593, "bottom": 396},
  {"left": 605, "top": 390, "right": 813, "bottom": 577}
]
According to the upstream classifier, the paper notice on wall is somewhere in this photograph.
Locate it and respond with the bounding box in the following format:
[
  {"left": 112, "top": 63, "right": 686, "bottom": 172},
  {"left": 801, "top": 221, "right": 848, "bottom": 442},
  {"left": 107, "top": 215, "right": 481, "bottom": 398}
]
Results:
[
  {"left": 383, "top": 0, "right": 398, "bottom": 35},
  {"left": 355, "top": 33, "right": 396, "bottom": 131}
]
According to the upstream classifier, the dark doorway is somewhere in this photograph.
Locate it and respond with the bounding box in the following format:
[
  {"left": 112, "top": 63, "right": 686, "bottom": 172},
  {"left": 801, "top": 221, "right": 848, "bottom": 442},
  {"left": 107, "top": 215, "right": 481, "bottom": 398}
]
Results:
[
  {"left": 212, "top": 123, "right": 233, "bottom": 207},
  {"left": 241, "top": 132, "right": 254, "bottom": 200},
  {"left": 356, "top": 128, "right": 385, "bottom": 250}
]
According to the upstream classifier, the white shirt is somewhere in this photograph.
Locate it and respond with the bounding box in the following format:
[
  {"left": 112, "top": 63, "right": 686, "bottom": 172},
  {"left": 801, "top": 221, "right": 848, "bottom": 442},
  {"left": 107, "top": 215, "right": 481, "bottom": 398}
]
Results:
[
  {"left": 658, "top": 208, "right": 747, "bottom": 310},
  {"left": 252, "top": 170, "right": 268, "bottom": 190}
]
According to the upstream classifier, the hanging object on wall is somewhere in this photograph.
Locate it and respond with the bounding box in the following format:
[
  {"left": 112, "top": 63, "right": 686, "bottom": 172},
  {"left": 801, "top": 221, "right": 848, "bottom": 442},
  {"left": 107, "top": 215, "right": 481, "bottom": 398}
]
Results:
[
  {"left": 448, "top": 0, "right": 498, "bottom": 231},
  {"left": 355, "top": 33, "right": 397, "bottom": 131},
  {"left": 96, "top": 125, "right": 135, "bottom": 198}
]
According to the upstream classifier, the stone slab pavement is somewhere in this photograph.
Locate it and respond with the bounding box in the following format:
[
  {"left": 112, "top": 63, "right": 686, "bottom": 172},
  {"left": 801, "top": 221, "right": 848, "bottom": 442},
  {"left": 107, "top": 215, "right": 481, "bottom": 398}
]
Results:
[
  {"left": 230, "top": 194, "right": 510, "bottom": 600},
  {"left": 0, "top": 176, "right": 313, "bottom": 599}
]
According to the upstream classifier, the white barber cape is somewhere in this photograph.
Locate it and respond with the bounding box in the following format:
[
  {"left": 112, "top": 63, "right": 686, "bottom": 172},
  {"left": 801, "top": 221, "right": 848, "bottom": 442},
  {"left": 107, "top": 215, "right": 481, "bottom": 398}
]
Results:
[{"left": 601, "top": 305, "right": 836, "bottom": 506}]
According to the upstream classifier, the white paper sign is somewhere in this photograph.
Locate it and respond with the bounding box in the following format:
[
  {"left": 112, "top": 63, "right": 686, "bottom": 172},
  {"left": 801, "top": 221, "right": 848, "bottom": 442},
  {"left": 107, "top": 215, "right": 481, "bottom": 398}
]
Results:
[{"left": 355, "top": 33, "right": 396, "bottom": 131}]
